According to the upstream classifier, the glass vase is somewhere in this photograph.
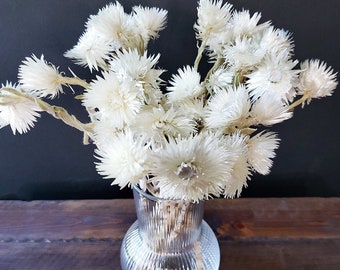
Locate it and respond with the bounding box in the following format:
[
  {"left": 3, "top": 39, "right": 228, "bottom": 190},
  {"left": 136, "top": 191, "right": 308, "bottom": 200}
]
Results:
[{"left": 120, "top": 186, "right": 220, "bottom": 270}]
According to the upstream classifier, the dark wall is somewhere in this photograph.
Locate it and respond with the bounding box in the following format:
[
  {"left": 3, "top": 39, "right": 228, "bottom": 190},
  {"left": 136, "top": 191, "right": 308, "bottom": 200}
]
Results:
[{"left": 0, "top": 0, "right": 339, "bottom": 200}]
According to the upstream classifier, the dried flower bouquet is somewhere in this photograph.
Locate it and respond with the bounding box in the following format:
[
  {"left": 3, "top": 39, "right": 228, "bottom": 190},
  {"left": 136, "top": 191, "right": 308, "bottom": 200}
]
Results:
[{"left": 0, "top": 0, "right": 337, "bottom": 203}]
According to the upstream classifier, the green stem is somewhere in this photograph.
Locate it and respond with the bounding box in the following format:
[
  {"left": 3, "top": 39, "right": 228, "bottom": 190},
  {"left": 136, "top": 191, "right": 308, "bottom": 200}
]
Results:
[
  {"left": 194, "top": 39, "right": 207, "bottom": 71},
  {"left": 288, "top": 95, "right": 308, "bottom": 111}
]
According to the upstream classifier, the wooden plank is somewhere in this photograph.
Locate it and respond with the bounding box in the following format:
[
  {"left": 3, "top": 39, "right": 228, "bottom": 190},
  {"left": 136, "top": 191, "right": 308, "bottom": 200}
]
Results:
[
  {"left": 0, "top": 239, "right": 339, "bottom": 270},
  {"left": 0, "top": 198, "right": 339, "bottom": 241}
]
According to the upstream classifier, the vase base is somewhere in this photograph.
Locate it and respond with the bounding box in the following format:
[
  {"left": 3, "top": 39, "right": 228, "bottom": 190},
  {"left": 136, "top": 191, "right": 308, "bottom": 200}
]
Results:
[{"left": 120, "top": 220, "right": 220, "bottom": 270}]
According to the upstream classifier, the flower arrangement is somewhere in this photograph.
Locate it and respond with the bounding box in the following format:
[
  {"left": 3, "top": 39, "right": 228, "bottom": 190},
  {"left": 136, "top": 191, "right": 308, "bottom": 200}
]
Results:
[{"left": 0, "top": 0, "right": 337, "bottom": 202}]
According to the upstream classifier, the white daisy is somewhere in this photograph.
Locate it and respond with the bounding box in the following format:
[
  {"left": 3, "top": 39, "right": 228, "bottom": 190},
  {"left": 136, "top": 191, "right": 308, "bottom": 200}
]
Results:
[
  {"left": 150, "top": 132, "right": 234, "bottom": 202},
  {"left": 0, "top": 82, "right": 41, "bottom": 134},
  {"left": 95, "top": 129, "right": 150, "bottom": 189},
  {"left": 250, "top": 93, "right": 293, "bottom": 126},
  {"left": 18, "top": 54, "right": 64, "bottom": 99},
  {"left": 298, "top": 59, "right": 338, "bottom": 104},
  {"left": 64, "top": 27, "right": 118, "bottom": 72},
  {"left": 247, "top": 131, "right": 280, "bottom": 175},
  {"left": 222, "top": 132, "right": 251, "bottom": 198},
  {"left": 132, "top": 6, "right": 167, "bottom": 46},
  {"left": 194, "top": 0, "right": 233, "bottom": 40},
  {"left": 82, "top": 71, "right": 143, "bottom": 128},
  {"left": 247, "top": 50, "right": 299, "bottom": 104},
  {"left": 205, "top": 85, "right": 251, "bottom": 130},
  {"left": 166, "top": 66, "right": 203, "bottom": 103}
]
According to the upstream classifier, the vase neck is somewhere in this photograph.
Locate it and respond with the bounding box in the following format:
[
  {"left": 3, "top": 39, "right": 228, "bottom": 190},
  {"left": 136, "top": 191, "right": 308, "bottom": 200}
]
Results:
[{"left": 133, "top": 187, "right": 204, "bottom": 252}]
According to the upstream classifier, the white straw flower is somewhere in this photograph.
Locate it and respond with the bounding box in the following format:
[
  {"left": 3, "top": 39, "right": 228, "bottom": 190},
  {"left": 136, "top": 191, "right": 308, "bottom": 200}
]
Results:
[
  {"left": 18, "top": 54, "right": 64, "bottom": 99},
  {"left": 297, "top": 59, "right": 338, "bottom": 105},
  {"left": 64, "top": 28, "right": 117, "bottom": 72},
  {"left": 247, "top": 50, "right": 299, "bottom": 104},
  {"left": 131, "top": 105, "right": 196, "bottom": 148},
  {"left": 222, "top": 132, "right": 251, "bottom": 198},
  {"left": 194, "top": 0, "right": 233, "bottom": 40},
  {"left": 95, "top": 130, "right": 150, "bottom": 188},
  {"left": 0, "top": 82, "right": 41, "bottom": 134},
  {"left": 247, "top": 131, "right": 280, "bottom": 175},
  {"left": 205, "top": 85, "right": 251, "bottom": 130},
  {"left": 110, "top": 49, "right": 161, "bottom": 86},
  {"left": 166, "top": 66, "right": 203, "bottom": 103},
  {"left": 260, "top": 26, "right": 294, "bottom": 57},
  {"left": 229, "top": 10, "right": 270, "bottom": 39},
  {"left": 206, "top": 67, "right": 234, "bottom": 93},
  {"left": 86, "top": 2, "right": 134, "bottom": 49},
  {"left": 250, "top": 93, "right": 293, "bottom": 126},
  {"left": 150, "top": 132, "right": 234, "bottom": 202},
  {"left": 132, "top": 6, "right": 167, "bottom": 45},
  {"left": 82, "top": 71, "right": 143, "bottom": 128}
]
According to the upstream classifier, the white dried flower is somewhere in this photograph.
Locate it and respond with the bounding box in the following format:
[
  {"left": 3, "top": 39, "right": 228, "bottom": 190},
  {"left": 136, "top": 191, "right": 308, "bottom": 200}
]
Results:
[
  {"left": 95, "top": 130, "right": 150, "bottom": 188},
  {"left": 298, "top": 59, "right": 338, "bottom": 105},
  {"left": 205, "top": 67, "right": 234, "bottom": 93},
  {"left": 260, "top": 26, "right": 294, "bottom": 57},
  {"left": 166, "top": 66, "right": 203, "bottom": 103},
  {"left": 0, "top": 82, "right": 41, "bottom": 134},
  {"left": 82, "top": 71, "right": 143, "bottom": 128},
  {"left": 223, "top": 132, "right": 251, "bottom": 198},
  {"left": 18, "top": 54, "right": 64, "bottom": 99},
  {"left": 194, "top": 0, "right": 233, "bottom": 41},
  {"left": 131, "top": 105, "right": 196, "bottom": 148},
  {"left": 64, "top": 28, "right": 117, "bottom": 72},
  {"left": 250, "top": 93, "right": 293, "bottom": 126},
  {"left": 229, "top": 10, "right": 270, "bottom": 39},
  {"left": 247, "top": 131, "right": 280, "bottom": 175},
  {"left": 205, "top": 85, "right": 251, "bottom": 130},
  {"left": 86, "top": 2, "right": 135, "bottom": 49},
  {"left": 247, "top": 50, "right": 299, "bottom": 104},
  {"left": 132, "top": 6, "right": 167, "bottom": 45},
  {"left": 150, "top": 132, "right": 234, "bottom": 202},
  {"left": 110, "top": 49, "right": 161, "bottom": 86}
]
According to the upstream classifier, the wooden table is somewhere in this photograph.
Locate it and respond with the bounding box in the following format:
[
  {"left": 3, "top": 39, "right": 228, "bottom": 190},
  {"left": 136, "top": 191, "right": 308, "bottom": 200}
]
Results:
[{"left": 0, "top": 198, "right": 339, "bottom": 270}]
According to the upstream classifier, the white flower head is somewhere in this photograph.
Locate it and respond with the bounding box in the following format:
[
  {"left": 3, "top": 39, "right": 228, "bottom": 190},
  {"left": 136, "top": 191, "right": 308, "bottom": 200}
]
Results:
[
  {"left": 194, "top": 0, "right": 233, "bottom": 40},
  {"left": 250, "top": 93, "right": 293, "bottom": 126},
  {"left": 260, "top": 26, "right": 294, "bottom": 57},
  {"left": 110, "top": 49, "right": 162, "bottom": 86},
  {"left": 64, "top": 28, "right": 118, "bottom": 72},
  {"left": 222, "top": 132, "right": 251, "bottom": 198},
  {"left": 0, "top": 82, "right": 41, "bottom": 134},
  {"left": 132, "top": 6, "right": 167, "bottom": 45},
  {"left": 205, "top": 67, "right": 234, "bottom": 93},
  {"left": 247, "top": 131, "right": 280, "bottom": 175},
  {"left": 95, "top": 130, "right": 150, "bottom": 189},
  {"left": 86, "top": 2, "right": 136, "bottom": 49},
  {"left": 83, "top": 71, "right": 143, "bottom": 128},
  {"left": 18, "top": 54, "right": 64, "bottom": 99},
  {"left": 205, "top": 85, "right": 251, "bottom": 130},
  {"left": 229, "top": 10, "right": 270, "bottom": 39},
  {"left": 166, "top": 66, "right": 203, "bottom": 103},
  {"left": 247, "top": 50, "right": 299, "bottom": 104},
  {"left": 298, "top": 59, "right": 338, "bottom": 105},
  {"left": 150, "top": 132, "right": 234, "bottom": 202},
  {"left": 224, "top": 36, "right": 266, "bottom": 69},
  {"left": 131, "top": 105, "right": 196, "bottom": 149}
]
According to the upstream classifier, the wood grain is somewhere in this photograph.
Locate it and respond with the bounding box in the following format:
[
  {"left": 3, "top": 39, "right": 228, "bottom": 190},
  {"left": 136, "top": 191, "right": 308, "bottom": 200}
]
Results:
[{"left": 0, "top": 198, "right": 339, "bottom": 269}]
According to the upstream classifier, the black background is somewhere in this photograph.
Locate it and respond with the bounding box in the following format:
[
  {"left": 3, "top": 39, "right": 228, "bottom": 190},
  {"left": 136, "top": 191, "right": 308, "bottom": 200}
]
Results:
[{"left": 0, "top": 0, "right": 339, "bottom": 200}]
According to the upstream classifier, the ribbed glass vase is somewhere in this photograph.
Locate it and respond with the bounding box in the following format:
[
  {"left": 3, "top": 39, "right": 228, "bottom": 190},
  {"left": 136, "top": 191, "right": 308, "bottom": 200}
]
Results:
[{"left": 120, "top": 186, "right": 220, "bottom": 270}]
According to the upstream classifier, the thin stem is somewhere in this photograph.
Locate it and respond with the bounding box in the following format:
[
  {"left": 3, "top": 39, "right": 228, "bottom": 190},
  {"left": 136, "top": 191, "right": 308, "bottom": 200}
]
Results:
[
  {"left": 60, "top": 76, "right": 90, "bottom": 89},
  {"left": 289, "top": 95, "right": 308, "bottom": 111},
  {"left": 194, "top": 39, "right": 207, "bottom": 71}
]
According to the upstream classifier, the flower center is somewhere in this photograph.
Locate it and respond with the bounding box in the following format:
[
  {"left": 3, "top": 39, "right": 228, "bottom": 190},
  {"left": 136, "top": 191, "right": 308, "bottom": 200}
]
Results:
[
  {"left": 176, "top": 162, "right": 198, "bottom": 180},
  {"left": 269, "top": 69, "right": 282, "bottom": 83}
]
